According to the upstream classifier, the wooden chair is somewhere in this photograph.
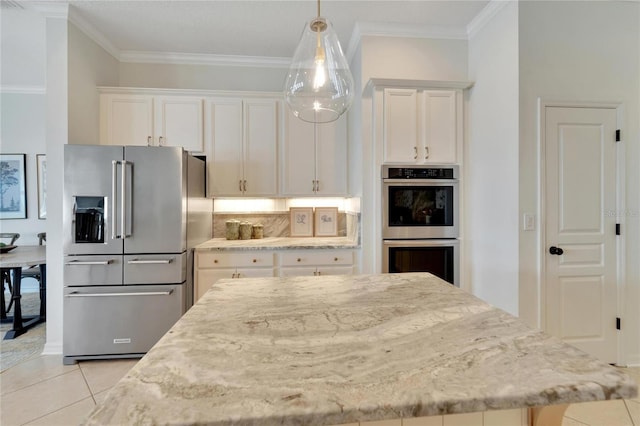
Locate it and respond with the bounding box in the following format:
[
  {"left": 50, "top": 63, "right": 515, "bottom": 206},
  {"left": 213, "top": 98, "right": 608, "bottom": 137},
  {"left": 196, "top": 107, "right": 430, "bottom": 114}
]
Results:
[
  {"left": 22, "top": 232, "right": 46, "bottom": 282},
  {"left": 1, "top": 233, "right": 20, "bottom": 317}
]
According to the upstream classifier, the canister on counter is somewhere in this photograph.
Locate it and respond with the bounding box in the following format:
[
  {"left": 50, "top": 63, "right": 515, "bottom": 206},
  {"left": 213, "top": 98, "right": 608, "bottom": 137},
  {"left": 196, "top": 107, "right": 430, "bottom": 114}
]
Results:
[
  {"left": 225, "top": 220, "right": 240, "bottom": 240},
  {"left": 252, "top": 223, "right": 264, "bottom": 239},
  {"left": 239, "top": 221, "right": 253, "bottom": 240}
]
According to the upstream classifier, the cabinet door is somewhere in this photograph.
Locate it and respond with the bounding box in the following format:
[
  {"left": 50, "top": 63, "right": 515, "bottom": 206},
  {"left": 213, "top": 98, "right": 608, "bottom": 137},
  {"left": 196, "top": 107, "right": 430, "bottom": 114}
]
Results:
[
  {"left": 279, "top": 267, "right": 318, "bottom": 277},
  {"left": 316, "top": 115, "right": 347, "bottom": 195},
  {"left": 154, "top": 96, "right": 203, "bottom": 152},
  {"left": 422, "top": 90, "right": 456, "bottom": 163},
  {"left": 316, "top": 266, "right": 354, "bottom": 276},
  {"left": 383, "top": 88, "right": 418, "bottom": 163},
  {"left": 282, "top": 107, "right": 316, "bottom": 195},
  {"left": 243, "top": 99, "right": 278, "bottom": 196},
  {"left": 101, "top": 94, "right": 153, "bottom": 146},
  {"left": 195, "top": 268, "right": 235, "bottom": 302},
  {"left": 205, "top": 98, "right": 244, "bottom": 196}
]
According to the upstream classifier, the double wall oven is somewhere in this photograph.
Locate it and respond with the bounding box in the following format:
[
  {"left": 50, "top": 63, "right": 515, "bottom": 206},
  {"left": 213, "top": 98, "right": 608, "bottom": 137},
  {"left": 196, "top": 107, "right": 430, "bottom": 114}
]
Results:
[{"left": 382, "top": 165, "right": 459, "bottom": 286}]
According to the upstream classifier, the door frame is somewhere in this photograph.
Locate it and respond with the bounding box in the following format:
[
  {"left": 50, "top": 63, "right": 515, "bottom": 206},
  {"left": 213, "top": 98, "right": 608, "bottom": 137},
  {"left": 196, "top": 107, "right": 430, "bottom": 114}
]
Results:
[{"left": 537, "top": 98, "right": 626, "bottom": 365}]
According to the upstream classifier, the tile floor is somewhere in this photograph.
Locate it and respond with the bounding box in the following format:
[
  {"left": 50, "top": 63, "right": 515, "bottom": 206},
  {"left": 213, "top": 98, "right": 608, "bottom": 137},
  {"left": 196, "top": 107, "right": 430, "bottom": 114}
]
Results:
[{"left": 0, "top": 354, "right": 638, "bottom": 426}]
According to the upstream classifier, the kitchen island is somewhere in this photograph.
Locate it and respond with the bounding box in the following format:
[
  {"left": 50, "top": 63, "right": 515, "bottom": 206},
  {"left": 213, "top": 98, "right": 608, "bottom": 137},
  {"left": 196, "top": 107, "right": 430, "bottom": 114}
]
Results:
[{"left": 83, "top": 273, "right": 637, "bottom": 425}]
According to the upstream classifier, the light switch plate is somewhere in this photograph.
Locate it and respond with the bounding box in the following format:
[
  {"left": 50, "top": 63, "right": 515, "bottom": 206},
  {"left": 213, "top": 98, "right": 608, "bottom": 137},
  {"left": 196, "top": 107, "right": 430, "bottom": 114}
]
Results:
[{"left": 523, "top": 213, "right": 535, "bottom": 231}]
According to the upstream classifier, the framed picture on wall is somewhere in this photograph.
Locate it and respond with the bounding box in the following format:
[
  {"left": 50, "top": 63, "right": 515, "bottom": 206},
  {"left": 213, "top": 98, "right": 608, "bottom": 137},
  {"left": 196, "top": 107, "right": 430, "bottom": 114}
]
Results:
[
  {"left": 289, "top": 207, "right": 313, "bottom": 237},
  {"left": 37, "top": 154, "right": 46, "bottom": 219},
  {"left": 314, "top": 207, "right": 338, "bottom": 237},
  {"left": 0, "top": 154, "right": 27, "bottom": 219}
]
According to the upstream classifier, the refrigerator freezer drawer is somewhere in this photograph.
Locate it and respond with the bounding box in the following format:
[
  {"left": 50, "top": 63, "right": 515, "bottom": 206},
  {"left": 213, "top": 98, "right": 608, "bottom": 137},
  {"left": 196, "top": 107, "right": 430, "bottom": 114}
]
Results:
[
  {"left": 63, "top": 284, "right": 184, "bottom": 359},
  {"left": 64, "top": 255, "right": 123, "bottom": 286},
  {"left": 124, "top": 253, "right": 186, "bottom": 284}
]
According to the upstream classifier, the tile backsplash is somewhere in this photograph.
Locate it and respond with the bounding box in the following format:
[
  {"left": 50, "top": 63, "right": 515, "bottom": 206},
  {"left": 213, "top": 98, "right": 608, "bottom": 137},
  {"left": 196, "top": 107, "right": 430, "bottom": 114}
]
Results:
[{"left": 213, "top": 211, "right": 359, "bottom": 239}]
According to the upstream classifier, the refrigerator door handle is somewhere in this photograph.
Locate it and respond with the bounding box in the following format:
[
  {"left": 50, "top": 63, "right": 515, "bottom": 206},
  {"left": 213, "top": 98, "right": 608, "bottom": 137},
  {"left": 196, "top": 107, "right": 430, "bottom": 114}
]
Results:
[
  {"left": 111, "top": 160, "right": 119, "bottom": 239},
  {"left": 127, "top": 259, "right": 173, "bottom": 264},
  {"left": 66, "top": 289, "right": 174, "bottom": 297},
  {"left": 121, "top": 160, "right": 128, "bottom": 239},
  {"left": 65, "top": 259, "right": 114, "bottom": 265}
]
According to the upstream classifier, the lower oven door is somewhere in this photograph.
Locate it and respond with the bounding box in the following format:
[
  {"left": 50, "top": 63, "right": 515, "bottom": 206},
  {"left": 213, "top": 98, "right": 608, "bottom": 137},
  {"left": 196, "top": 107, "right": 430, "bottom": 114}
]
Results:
[{"left": 383, "top": 239, "right": 459, "bottom": 286}]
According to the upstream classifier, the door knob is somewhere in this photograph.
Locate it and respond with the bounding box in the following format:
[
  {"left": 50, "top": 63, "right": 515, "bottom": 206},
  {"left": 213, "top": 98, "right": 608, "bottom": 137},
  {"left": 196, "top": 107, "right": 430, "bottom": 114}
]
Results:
[{"left": 549, "top": 246, "right": 564, "bottom": 255}]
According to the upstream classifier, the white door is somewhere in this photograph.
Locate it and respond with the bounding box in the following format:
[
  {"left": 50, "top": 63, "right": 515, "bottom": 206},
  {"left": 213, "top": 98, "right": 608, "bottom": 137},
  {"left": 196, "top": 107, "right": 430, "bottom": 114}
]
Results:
[
  {"left": 383, "top": 88, "right": 418, "bottom": 163},
  {"left": 282, "top": 106, "right": 316, "bottom": 195},
  {"left": 101, "top": 94, "right": 153, "bottom": 146},
  {"left": 316, "top": 116, "right": 348, "bottom": 195},
  {"left": 422, "top": 90, "right": 457, "bottom": 163},
  {"left": 205, "top": 98, "right": 244, "bottom": 196},
  {"left": 544, "top": 106, "right": 618, "bottom": 364},
  {"left": 243, "top": 99, "right": 278, "bottom": 196},
  {"left": 154, "top": 96, "right": 203, "bottom": 152}
]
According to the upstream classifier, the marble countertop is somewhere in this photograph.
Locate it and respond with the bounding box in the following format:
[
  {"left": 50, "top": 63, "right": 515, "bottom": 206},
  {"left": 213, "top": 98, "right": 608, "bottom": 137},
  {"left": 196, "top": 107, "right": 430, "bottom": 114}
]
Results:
[
  {"left": 84, "top": 273, "right": 637, "bottom": 426},
  {"left": 195, "top": 236, "right": 359, "bottom": 251}
]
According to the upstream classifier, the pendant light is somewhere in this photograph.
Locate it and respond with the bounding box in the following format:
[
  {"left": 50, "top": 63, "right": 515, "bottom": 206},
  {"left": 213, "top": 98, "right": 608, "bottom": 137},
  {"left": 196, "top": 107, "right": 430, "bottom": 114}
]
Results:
[{"left": 284, "top": 0, "right": 355, "bottom": 123}]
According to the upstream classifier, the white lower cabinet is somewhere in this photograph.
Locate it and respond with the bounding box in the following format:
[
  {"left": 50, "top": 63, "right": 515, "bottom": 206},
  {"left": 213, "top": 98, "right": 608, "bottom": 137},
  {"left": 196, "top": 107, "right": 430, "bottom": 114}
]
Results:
[
  {"left": 194, "top": 249, "right": 356, "bottom": 302},
  {"left": 194, "top": 251, "right": 275, "bottom": 302},
  {"left": 279, "top": 250, "right": 355, "bottom": 277}
]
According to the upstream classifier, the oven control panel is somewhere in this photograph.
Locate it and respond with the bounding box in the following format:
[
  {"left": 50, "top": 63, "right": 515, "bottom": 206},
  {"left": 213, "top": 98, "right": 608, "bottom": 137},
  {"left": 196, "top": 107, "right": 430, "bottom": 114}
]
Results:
[{"left": 383, "top": 165, "right": 458, "bottom": 179}]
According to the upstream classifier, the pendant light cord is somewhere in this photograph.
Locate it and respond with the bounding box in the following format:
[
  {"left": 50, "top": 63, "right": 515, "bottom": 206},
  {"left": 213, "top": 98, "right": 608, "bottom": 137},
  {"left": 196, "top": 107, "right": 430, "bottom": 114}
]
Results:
[{"left": 317, "top": 0, "right": 321, "bottom": 19}]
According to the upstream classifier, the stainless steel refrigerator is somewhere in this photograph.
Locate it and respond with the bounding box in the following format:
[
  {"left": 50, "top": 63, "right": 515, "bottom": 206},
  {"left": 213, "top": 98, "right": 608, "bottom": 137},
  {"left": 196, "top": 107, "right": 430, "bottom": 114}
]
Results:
[{"left": 62, "top": 145, "right": 211, "bottom": 365}]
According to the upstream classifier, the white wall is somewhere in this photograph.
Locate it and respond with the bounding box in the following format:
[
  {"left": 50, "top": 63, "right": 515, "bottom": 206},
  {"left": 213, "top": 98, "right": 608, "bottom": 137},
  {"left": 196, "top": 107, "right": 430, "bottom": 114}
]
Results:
[
  {"left": 518, "top": 0, "right": 640, "bottom": 365},
  {"left": 68, "top": 22, "right": 119, "bottom": 145},
  {"left": 358, "top": 36, "right": 468, "bottom": 274},
  {"left": 0, "top": 9, "right": 47, "bottom": 245},
  {"left": 43, "top": 14, "right": 69, "bottom": 355},
  {"left": 466, "top": 2, "right": 519, "bottom": 315},
  {"left": 119, "top": 62, "right": 287, "bottom": 92}
]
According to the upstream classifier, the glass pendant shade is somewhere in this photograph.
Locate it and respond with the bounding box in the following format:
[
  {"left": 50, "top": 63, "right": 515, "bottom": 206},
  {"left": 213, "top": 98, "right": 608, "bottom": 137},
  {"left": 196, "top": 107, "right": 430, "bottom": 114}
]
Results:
[{"left": 284, "top": 18, "right": 355, "bottom": 123}]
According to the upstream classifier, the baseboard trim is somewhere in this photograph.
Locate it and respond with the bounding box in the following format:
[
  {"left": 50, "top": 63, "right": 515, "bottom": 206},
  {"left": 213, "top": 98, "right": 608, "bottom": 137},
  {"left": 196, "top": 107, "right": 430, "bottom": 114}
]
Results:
[{"left": 42, "top": 342, "right": 63, "bottom": 355}]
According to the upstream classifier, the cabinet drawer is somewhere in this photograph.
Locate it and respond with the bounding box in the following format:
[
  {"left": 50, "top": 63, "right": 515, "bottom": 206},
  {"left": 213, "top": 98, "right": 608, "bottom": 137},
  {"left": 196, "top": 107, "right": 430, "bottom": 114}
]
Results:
[
  {"left": 280, "top": 250, "right": 353, "bottom": 267},
  {"left": 196, "top": 251, "right": 275, "bottom": 268},
  {"left": 124, "top": 253, "right": 186, "bottom": 284}
]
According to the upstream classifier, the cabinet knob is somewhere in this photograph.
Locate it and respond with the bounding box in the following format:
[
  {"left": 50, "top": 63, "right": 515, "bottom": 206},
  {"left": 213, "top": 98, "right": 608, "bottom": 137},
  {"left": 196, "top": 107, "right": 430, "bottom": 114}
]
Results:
[
  {"left": 297, "top": 258, "right": 302, "bottom": 262},
  {"left": 252, "top": 259, "right": 257, "bottom": 263},
  {"left": 213, "top": 259, "right": 218, "bottom": 264},
  {"left": 334, "top": 257, "right": 338, "bottom": 262}
]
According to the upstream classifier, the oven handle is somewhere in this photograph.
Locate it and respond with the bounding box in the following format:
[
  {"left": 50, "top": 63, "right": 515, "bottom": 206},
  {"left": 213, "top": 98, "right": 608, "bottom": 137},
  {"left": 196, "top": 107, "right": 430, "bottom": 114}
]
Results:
[{"left": 383, "top": 239, "right": 460, "bottom": 247}]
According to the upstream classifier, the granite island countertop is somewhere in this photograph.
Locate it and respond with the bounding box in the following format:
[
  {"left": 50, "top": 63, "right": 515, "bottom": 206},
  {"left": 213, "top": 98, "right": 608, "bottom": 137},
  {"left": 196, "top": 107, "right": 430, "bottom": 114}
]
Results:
[
  {"left": 84, "top": 273, "right": 637, "bottom": 426},
  {"left": 195, "top": 236, "right": 359, "bottom": 251}
]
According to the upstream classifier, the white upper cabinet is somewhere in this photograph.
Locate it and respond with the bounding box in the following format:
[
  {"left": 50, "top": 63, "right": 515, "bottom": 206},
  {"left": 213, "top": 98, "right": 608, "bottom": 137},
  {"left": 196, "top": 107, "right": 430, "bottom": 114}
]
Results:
[
  {"left": 154, "top": 96, "right": 204, "bottom": 152},
  {"left": 100, "top": 92, "right": 203, "bottom": 152},
  {"left": 282, "top": 106, "right": 347, "bottom": 196},
  {"left": 205, "top": 97, "right": 278, "bottom": 197},
  {"left": 383, "top": 88, "right": 457, "bottom": 164}
]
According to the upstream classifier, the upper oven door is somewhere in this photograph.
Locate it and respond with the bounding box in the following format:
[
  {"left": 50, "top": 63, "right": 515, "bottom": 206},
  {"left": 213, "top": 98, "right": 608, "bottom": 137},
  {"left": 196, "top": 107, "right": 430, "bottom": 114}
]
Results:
[{"left": 382, "top": 179, "right": 459, "bottom": 239}]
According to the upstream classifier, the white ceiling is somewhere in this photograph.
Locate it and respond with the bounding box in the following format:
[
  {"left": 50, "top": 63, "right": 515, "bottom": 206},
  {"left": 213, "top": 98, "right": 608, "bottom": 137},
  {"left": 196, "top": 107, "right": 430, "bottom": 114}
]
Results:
[{"left": 40, "top": 0, "right": 491, "bottom": 64}]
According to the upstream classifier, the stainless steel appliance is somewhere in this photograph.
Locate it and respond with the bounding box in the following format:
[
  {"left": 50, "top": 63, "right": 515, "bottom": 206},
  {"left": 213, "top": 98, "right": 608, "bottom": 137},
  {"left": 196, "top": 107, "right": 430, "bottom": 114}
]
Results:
[
  {"left": 382, "top": 165, "right": 459, "bottom": 239},
  {"left": 382, "top": 165, "right": 460, "bottom": 286},
  {"left": 382, "top": 239, "right": 459, "bottom": 286},
  {"left": 62, "top": 145, "right": 212, "bottom": 365}
]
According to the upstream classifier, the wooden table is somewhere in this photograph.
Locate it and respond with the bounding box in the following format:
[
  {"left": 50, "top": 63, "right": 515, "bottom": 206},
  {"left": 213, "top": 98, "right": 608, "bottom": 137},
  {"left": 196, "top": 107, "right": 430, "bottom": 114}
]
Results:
[
  {"left": 84, "top": 273, "right": 637, "bottom": 426},
  {"left": 0, "top": 245, "right": 46, "bottom": 339}
]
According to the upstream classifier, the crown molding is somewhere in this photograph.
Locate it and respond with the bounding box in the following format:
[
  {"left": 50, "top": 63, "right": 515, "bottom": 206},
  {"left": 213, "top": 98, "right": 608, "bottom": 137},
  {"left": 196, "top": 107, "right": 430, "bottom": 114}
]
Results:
[
  {"left": 466, "top": 0, "right": 512, "bottom": 39},
  {"left": 0, "top": 85, "right": 46, "bottom": 94},
  {"left": 20, "top": 0, "right": 68, "bottom": 18},
  {"left": 346, "top": 20, "right": 469, "bottom": 64},
  {"left": 118, "top": 51, "right": 290, "bottom": 68},
  {"left": 68, "top": 5, "right": 120, "bottom": 59}
]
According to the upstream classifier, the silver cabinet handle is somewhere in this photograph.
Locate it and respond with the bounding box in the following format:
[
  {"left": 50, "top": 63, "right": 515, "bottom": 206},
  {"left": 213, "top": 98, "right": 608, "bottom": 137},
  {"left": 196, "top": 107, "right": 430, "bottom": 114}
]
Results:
[
  {"left": 147, "top": 136, "right": 152, "bottom": 146},
  {"left": 243, "top": 180, "right": 247, "bottom": 192},
  {"left": 425, "top": 146, "right": 430, "bottom": 159},
  {"left": 120, "top": 160, "right": 128, "bottom": 239},
  {"left": 239, "top": 180, "right": 243, "bottom": 192},
  {"left": 158, "top": 136, "right": 164, "bottom": 146},
  {"left": 127, "top": 259, "right": 172, "bottom": 264},
  {"left": 111, "top": 160, "right": 118, "bottom": 239},
  {"left": 414, "top": 146, "right": 418, "bottom": 159},
  {"left": 65, "top": 260, "right": 114, "bottom": 265},
  {"left": 66, "top": 290, "right": 173, "bottom": 297}
]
